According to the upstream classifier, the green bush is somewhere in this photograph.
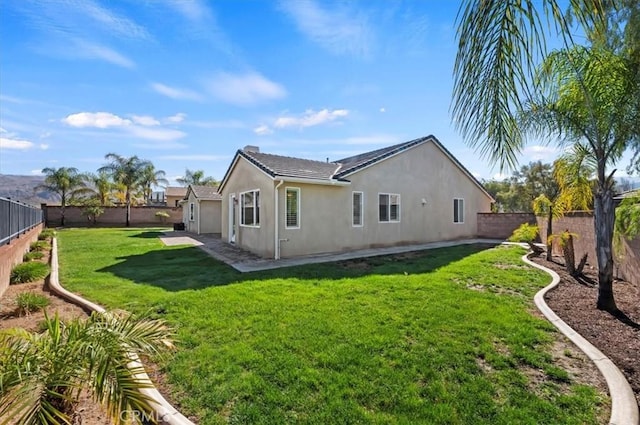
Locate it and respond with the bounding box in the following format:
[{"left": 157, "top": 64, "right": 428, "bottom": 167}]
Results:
[
  {"left": 39, "top": 229, "right": 56, "bottom": 240},
  {"left": 23, "top": 251, "right": 45, "bottom": 261},
  {"left": 16, "top": 292, "right": 50, "bottom": 315},
  {"left": 155, "top": 211, "right": 171, "bottom": 223},
  {"left": 508, "top": 223, "right": 539, "bottom": 243},
  {"left": 30, "top": 240, "right": 50, "bottom": 252},
  {"left": 10, "top": 262, "right": 50, "bottom": 284}
]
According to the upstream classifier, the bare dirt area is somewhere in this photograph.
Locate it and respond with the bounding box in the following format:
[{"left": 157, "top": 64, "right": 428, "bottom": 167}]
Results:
[{"left": 530, "top": 255, "right": 640, "bottom": 407}]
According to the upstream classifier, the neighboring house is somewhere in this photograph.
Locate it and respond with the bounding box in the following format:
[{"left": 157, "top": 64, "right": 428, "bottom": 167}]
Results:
[
  {"left": 218, "top": 135, "right": 494, "bottom": 259},
  {"left": 183, "top": 185, "right": 222, "bottom": 234},
  {"left": 166, "top": 186, "right": 188, "bottom": 208}
]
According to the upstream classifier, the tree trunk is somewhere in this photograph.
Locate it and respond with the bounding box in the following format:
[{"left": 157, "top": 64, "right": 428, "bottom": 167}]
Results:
[
  {"left": 125, "top": 190, "right": 131, "bottom": 227},
  {"left": 562, "top": 231, "right": 576, "bottom": 275},
  {"left": 60, "top": 195, "right": 66, "bottom": 227},
  {"left": 594, "top": 186, "right": 617, "bottom": 312},
  {"left": 546, "top": 208, "right": 553, "bottom": 261}
]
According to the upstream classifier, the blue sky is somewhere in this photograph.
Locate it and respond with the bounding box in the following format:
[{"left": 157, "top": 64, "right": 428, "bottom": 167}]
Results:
[{"left": 0, "top": 0, "right": 634, "bottom": 186}]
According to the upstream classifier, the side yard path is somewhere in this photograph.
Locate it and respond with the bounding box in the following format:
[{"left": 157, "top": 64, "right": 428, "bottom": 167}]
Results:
[{"left": 55, "top": 228, "right": 610, "bottom": 424}]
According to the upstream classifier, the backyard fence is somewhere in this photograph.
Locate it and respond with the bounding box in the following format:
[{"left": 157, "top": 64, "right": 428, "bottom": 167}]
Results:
[{"left": 0, "top": 197, "right": 43, "bottom": 246}]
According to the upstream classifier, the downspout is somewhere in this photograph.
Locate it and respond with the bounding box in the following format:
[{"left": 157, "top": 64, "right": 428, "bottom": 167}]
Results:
[
  {"left": 197, "top": 199, "right": 201, "bottom": 235},
  {"left": 274, "top": 179, "right": 284, "bottom": 259}
]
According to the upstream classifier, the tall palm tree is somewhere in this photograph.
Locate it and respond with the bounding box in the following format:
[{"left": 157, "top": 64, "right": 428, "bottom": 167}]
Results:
[
  {"left": 99, "top": 154, "right": 151, "bottom": 227},
  {"left": 140, "top": 164, "right": 169, "bottom": 205},
  {"left": 0, "top": 312, "right": 173, "bottom": 424},
  {"left": 453, "top": 1, "right": 640, "bottom": 312},
  {"left": 35, "top": 167, "right": 90, "bottom": 226},
  {"left": 176, "top": 169, "right": 218, "bottom": 187}
]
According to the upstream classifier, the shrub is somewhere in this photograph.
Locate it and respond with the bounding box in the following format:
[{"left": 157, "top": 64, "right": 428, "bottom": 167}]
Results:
[
  {"left": 39, "top": 229, "right": 56, "bottom": 240},
  {"left": 10, "top": 262, "right": 50, "bottom": 284},
  {"left": 30, "top": 240, "right": 50, "bottom": 252},
  {"left": 508, "top": 223, "right": 539, "bottom": 242},
  {"left": 155, "top": 211, "right": 171, "bottom": 223},
  {"left": 23, "top": 251, "right": 45, "bottom": 261},
  {"left": 16, "top": 292, "right": 50, "bottom": 315}
]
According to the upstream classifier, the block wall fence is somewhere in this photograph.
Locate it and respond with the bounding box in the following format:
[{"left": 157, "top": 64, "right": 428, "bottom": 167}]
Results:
[
  {"left": 43, "top": 205, "right": 183, "bottom": 227},
  {"left": 0, "top": 224, "right": 43, "bottom": 297},
  {"left": 477, "top": 211, "right": 639, "bottom": 285}
]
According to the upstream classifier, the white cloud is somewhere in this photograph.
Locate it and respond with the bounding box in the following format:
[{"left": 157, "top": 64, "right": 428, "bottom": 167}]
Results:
[
  {"left": 379, "top": 107, "right": 386, "bottom": 113},
  {"left": 132, "top": 115, "right": 160, "bottom": 126},
  {"left": 77, "top": 0, "right": 150, "bottom": 40},
  {"left": 165, "top": 113, "right": 187, "bottom": 123},
  {"left": 73, "top": 39, "right": 136, "bottom": 68},
  {"left": 63, "top": 112, "right": 131, "bottom": 128},
  {"left": 254, "top": 125, "right": 273, "bottom": 136},
  {"left": 0, "top": 137, "right": 34, "bottom": 150},
  {"left": 163, "top": 0, "right": 211, "bottom": 22},
  {"left": 279, "top": 0, "right": 372, "bottom": 57},
  {"left": 274, "top": 109, "right": 348, "bottom": 129},
  {"left": 31, "top": 169, "right": 44, "bottom": 175},
  {"left": 151, "top": 83, "right": 203, "bottom": 101},
  {"left": 522, "top": 145, "right": 558, "bottom": 161},
  {"left": 205, "top": 72, "right": 286, "bottom": 106},
  {"left": 493, "top": 173, "right": 509, "bottom": 180},
  {"left": 62, "top": 111, "right": 186, "bottom": 141},
  {"left": 39, "top": 143, "right": 49, "bottom": 150},
  {"left": 0, "top": 127, "right": 6, "bottom": 133}
]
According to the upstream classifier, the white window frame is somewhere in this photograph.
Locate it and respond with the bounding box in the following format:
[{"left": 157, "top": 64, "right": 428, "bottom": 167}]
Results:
[
  {"left": 285, "top": 187, "right": 300, "bottom": 229},
  {"left": 352, "top": 191, "right": 364, "bottom": 227},
  {"left": 378, "top": 193, "right": 400, "bottom": 223},
  {"left": 240, "top": 189, "right": 260, "bottom": 227},
  {"left": 189, "top": 202, "right": 195, "bottom": 221},
  {"left": 454, "top": 198, "right": 464, "bottom": 224}
]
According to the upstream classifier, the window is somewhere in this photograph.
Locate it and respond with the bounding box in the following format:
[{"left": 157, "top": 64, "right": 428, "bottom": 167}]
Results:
[
  {"left": 379, "top": 193, "right": 400, "bottom": 222},
  {"left": 175, "top": 200, "right": 179, "bottom": 207},
  {"left": 352, "top": 192, "right": 363, "bottom": 226},
  {"left": 454, "top": 198, "right": 464, "bottom": 223},
  {"left": 240, "top": 190, "right": 260, "bottom": 226},
  {"left": 285, "top": 187, "right": 300, "bottom": 228},
  {"left": 189, "top": 202, "right": 194, "bottom": 221}
]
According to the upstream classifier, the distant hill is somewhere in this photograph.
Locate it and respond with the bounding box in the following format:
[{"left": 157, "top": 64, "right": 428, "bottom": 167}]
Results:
[{"left": 0, "top": 175, "right": 60, "bottom": 206}]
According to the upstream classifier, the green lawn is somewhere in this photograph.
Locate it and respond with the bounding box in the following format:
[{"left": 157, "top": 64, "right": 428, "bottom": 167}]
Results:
[{"left": 57, "top": 228, "right": 605, "bottom": 424}]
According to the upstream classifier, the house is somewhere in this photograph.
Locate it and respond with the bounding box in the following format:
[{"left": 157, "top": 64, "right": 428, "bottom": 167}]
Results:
[
  {"left": 217, "top": 135, "right": 494, "bottom": 259},
  {"left": 166, "top": 186, "right": 188, "bottom": 208},
  {"left": 182, "top": 185, "right": 222, "bottom": 234}
]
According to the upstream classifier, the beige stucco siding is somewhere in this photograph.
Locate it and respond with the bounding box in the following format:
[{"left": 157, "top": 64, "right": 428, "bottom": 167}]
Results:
[
  {"left": 220, "top": 157, "right": 276, "bottom": 257},
  {"left": 278, "top": 141, "right": 492, "bottom": 258},
  {"left": 183, "top": 192, "right": 221, "bottom": 234},
  {"left": 167, "top": 195, "right": 184, "bottom": 208}
]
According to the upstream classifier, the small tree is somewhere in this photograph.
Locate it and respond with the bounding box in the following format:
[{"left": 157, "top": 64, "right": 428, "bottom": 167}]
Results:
[
  {"left": 81, "top": 199, "right": 105, "bottom": 225},
  {"left": 155, "top": 210, "right": 170, "bottom": 224}
]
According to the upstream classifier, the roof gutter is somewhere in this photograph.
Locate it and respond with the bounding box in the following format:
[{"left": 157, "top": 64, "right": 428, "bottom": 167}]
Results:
[
  {"left": 274, "top": 179, "right": 284, "bottom": 260},
  {"left": 275, "top": 176, "right": 350, "bottom": 186}
]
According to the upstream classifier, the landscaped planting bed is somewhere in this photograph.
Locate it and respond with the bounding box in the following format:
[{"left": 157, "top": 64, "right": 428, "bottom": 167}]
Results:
[{"left": 56, "top": 228, "right": 609, "bottom": 424}]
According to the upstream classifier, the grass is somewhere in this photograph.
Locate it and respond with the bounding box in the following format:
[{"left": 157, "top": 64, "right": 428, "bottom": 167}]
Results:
[
  {"left": 16, "top": 292, "right": 50, "bottom": 315},
  {"left": 29, "top": 240, "right": 50, "bottom": 252},
  {"left": 10, "top": 261, "right": 50, "bottom": 284},
  {"left": 57, "top": 228, "right": 605, "bottom": 425}
]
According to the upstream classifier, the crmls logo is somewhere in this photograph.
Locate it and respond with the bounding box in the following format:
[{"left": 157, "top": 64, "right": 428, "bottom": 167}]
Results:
[{"left": 120, "top": 410, "right": 170, "bottom": 423}]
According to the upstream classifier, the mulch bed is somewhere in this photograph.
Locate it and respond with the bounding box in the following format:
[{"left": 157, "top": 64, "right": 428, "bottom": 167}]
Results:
[{"left": 530, "top": 255, "right": 640, "bottom": 407}]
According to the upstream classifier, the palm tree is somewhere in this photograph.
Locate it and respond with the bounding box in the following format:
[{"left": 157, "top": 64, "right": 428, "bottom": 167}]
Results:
[
  {"left": 99, "top": 154, "right": 151, "bottom": 227},
  {"left": 0, "top": 311, "right": 173, "bottom": 424},
  {"left": 140, "top": 164, "right": 169, "bottom": 205},
  {"left": 532, "top": 144, "right": 594, "bottom": 261},
  {"left": 87, "top": 171, "right": 115, "bottom": 206},
  {"left": 176, "top": 169, "right": 218, "bottom": 187},
  {"left": 453, "top": 1, "right": 640, "bottom": 312},
  {"left": 36, "top": 167, "right": 90, "bottom": 226}
]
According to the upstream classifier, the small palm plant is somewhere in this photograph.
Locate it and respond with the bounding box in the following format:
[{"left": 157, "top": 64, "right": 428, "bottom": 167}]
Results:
[{"left": 0, "top": 311, "right": 174, "bottom": 424}]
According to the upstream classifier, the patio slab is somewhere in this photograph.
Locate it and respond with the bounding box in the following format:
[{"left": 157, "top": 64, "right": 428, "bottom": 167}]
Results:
[{"left": 160, "top": 232, "right": 504, "bottom": 272}]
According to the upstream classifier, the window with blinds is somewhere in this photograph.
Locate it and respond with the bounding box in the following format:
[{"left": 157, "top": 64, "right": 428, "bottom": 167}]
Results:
[
  {"left": 240, "top": 189, "right": 260, "bottom": 226},
  {"left": 379, "top": 193, "right": 400, "bottom": 222},
  {"left": 353, "top": 192, "right": 363, "bottom": 226},
  {"left": 286, "top": 187, "right": 300, "bottom": 228}
]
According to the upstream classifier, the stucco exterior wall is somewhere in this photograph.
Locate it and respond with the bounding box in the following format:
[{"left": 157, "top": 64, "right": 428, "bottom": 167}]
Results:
[
  {"left": 199, "top": 200, "right": 222, "bottom": 234},
  {"left": 220, "top": 158, "right": 276, "bottom": 257},
  {"left": 166, "top": 195, "right": 184, "bottom": 208},
  {"left": 278, "top": 142, "right": 492, "bottom": 257}
]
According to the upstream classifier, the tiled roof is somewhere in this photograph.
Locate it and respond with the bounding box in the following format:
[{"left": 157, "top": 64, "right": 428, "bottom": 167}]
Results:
[
  {"left": 334, "top": 136, "right": 432, "bottom": 177},
  {"left": 240, "top": 150, "right": 344, "bottom": 181},
  {"left": 165, "top": 186, "right": 187, "bottom": 197},
  {"left": 188, "top": 185, "right": 222, "bottom": 200}
]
